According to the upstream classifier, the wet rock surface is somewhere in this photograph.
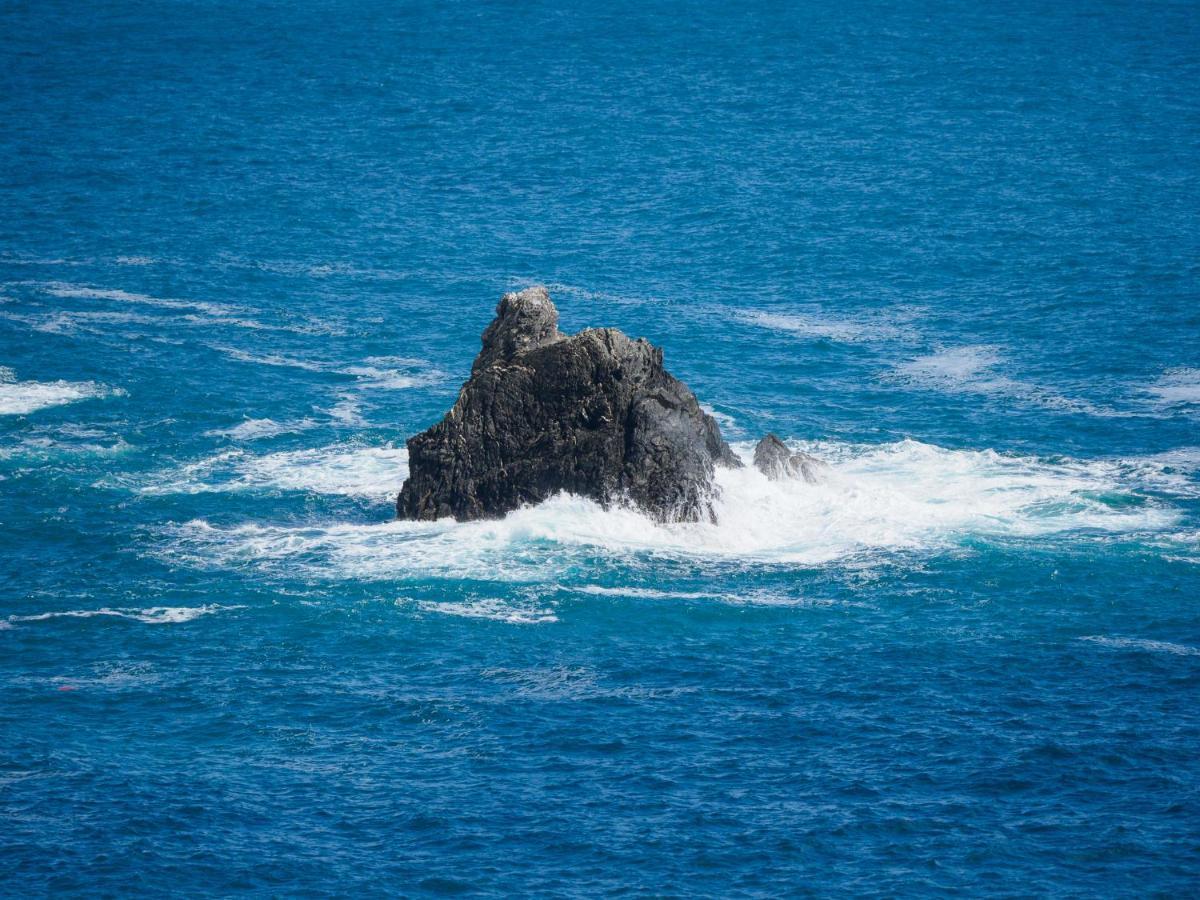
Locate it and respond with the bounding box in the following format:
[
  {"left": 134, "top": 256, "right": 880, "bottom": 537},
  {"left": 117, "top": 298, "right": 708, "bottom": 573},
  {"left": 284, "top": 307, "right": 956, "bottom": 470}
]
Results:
[
  {"left": 398, "top": 286, "right": 741, "bottom": 522},
  {"left": 753, "top": 433, "right": 830, "bottom": 484}
]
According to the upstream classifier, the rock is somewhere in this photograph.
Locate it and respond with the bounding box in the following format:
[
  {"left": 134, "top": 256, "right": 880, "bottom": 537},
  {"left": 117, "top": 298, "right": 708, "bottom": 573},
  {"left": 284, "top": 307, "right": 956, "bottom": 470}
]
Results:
[
  {"left": 753, "top": 433, "right": 829, "bottom": 484},
  {"left": 398, "top": 286, "right": 741, "bottom": 523}
]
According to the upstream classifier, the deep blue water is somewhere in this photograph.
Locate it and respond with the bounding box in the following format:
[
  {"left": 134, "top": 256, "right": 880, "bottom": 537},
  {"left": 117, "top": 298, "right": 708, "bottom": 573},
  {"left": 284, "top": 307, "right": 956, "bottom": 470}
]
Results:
[{"left": 3, "top": 0, "right": 1199, "bottom": 894}]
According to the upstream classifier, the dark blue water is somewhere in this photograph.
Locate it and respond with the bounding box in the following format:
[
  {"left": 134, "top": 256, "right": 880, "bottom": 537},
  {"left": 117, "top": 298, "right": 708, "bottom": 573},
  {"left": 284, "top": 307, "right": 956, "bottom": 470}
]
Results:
[{"left": 3, "top": 0, "right": 1199, "bottom": 894}]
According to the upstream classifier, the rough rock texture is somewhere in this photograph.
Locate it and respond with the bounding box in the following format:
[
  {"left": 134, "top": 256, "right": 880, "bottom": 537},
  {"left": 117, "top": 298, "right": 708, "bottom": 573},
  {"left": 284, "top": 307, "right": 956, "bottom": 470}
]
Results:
[
  {"left": 753, "top": 433, "right": 829, "bottom": 484},
  {"left": 398, "top": 286, "right": 741, "bottom": 523}
]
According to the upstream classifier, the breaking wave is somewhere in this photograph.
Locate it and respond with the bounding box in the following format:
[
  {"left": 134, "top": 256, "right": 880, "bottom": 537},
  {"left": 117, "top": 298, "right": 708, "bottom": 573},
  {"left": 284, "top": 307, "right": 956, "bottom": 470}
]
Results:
[
  {"left": 4, "top": 604, "right": 240, "bottom": 629},
  {"left": 158, "top": 439, "right": 1185, "bottom": 584},
  {"left": 134, "top": 443, "right": 407, "bottom": 498},
  {"left": 1145, "top": 367, "right": 1200, "bottom": 409},
  {"left": 1080, "top": 635, "right": 1200, "bottom": 657},
  {"left": 0, "top": 367, "right": 122, "bottom": 415}
]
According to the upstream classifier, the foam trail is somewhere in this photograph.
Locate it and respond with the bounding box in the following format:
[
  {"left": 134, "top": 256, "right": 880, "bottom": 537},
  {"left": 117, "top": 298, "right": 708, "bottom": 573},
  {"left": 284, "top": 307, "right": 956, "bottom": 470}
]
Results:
[
  {"left": 1080, "top": 636, "right": 1200, "bottom": 657},
  {"left": 160, "top": 439, "right": 1182, "bottom": 586},
  {"left": 736, "top": 309, "right": 912, "bottom": 343},
  {"left": 891, "top": 346, "right": 1115, "bottom": 416},
  {"left": 204, "top": 418, "right": 317, "bottom": 441},
  {"left": 0, "top": 367, "right": 121, "bottom": 415},
  {"left": 5, "top": 605, "right": 241, "bottom": 628},
  {"left": 418, "top": 598, "right": 558, "bottom": 625},
  {"left": 340, "top": 356, "right": 441, "bottom": 390},
  {"left": 1146, "top": 368, "right": 1200, "bottom": 409},
  {"left": 136, "top": 444, "right": 407, "bottom": 498},
  {"left": 42, "top": 282, "right": 231, "bottom": 316}
]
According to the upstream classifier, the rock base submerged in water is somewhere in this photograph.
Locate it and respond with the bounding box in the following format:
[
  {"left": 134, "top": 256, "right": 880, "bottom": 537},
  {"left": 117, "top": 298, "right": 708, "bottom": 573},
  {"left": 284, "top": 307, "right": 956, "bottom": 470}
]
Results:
[
  {"left": 398, "top": 286, "right": 741, "bottom": 523},
  {"left": 753, "top": 433, "right": 830, "bottom": 484}
]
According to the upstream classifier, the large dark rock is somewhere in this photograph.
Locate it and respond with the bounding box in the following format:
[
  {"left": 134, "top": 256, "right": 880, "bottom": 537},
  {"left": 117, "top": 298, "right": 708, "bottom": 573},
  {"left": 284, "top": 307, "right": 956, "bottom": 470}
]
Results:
[
  {"left": 753, "top": 433, "right": 829, "bottom": 484},
  {"left": 398, "top": 286, "right": 741, "bottom": 523}
]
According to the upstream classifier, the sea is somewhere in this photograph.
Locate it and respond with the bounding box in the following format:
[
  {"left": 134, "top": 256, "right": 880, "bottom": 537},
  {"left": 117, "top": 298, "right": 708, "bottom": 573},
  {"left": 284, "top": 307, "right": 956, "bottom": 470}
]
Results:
[{"left": 2, "top": 0, "right": 1198, "bottom": 895}]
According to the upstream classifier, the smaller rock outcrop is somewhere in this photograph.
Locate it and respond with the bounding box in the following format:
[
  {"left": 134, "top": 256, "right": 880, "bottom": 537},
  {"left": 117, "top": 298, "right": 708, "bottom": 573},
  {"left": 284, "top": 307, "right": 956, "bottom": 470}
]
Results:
[{"left": 753, "top": 433, "right": 829, "bottom": 484}]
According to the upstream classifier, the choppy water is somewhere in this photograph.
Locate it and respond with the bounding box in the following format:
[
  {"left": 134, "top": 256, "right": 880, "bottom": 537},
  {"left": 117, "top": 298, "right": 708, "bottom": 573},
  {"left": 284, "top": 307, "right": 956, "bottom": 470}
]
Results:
[{"left": 3, "top": 0, "right": 1199, "bottom": 895}]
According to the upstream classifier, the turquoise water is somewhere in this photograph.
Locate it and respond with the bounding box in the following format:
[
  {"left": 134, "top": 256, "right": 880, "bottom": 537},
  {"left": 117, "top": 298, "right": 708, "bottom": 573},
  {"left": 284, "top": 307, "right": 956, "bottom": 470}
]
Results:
[{"left": 3, "top": 0, "right": 1199, "bottom": 894}]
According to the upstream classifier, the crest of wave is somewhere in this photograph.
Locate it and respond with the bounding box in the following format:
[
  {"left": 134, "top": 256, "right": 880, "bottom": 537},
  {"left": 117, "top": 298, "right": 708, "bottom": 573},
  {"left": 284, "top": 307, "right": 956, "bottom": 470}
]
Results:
[
  {"left": 0, "top": 366, "right": 120, "bottom": 415},
  {"left": 165, "top": 439, "right": 1180, "bottom": 582}
]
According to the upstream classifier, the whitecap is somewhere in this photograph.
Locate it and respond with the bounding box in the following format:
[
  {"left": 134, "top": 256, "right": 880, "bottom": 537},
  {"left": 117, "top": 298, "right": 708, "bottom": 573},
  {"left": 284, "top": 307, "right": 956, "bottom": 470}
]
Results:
[
  {"left": 340, "top": 356, "right": 441, "bottom": 390},
  {"left": 324, "top": 395, "right": 366, "bottom": 426},
  {"left": 890, "top": 346, "right": 1117, "bottom": 416},
  {"left": 0, "top": 428, "right": 132, "bottom": 460},
  {"left": 1080, "top": 636, "right": 1200, "bottom": 657},
  {"left": 42, "top": 282, "right": 231, "bottom": 316},
  {"left": 1145, "top": 367, "right": 1200, "bottom": 409},
  {"left": 5, "top": 604, "right": 241, "bottom": 628},
  {"left": 700, "top": 404, "right": 742, "bottom": 437},
  {"left": 0, "top": 368, "right": 122, "bottom": 415},
  {"left": 158, "top": 438, "right": 1181, "bottom": 584},
  {"left": 737, "top": 308, "right": 915, "bottom": 343},
  {"left": 417, "top": 598, "right": 558, "bottom": 625},
  {"left": 136, "top": 443, "right": 407, "bottom": 498},
  {"left": 573, "top": 585, "right": 720, "bottom": 600},
  {"left": 204, "top": 418, "right": 318, "bottom": 441},
  {"left": 212, "top": 345, "right": 328, "bottom": 372}
]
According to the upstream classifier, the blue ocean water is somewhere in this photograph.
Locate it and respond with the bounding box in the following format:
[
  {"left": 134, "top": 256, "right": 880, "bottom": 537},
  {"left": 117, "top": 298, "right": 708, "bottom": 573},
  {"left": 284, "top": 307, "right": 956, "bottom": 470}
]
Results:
[{"left": 3, "top": 0, "right": 1199, "bottom": 894}]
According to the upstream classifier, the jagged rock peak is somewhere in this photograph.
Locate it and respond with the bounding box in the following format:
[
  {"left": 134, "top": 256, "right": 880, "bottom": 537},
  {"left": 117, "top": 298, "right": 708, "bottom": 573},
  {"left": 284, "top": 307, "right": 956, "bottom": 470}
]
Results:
[
  {"left": 472, "top": 286, "right": 563, "bottom": 373},
  {"left": 398, "top": 286, "right": 741, "bottom": 524},
  {"left": 753, "top": 433, "right": 829, "bottom": 484}
]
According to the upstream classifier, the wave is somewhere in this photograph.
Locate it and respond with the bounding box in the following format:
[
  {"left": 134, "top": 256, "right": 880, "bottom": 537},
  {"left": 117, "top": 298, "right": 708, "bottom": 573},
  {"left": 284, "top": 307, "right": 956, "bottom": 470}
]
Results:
[
  {"left": 215, "top": 346, "right": 440, "bottom": 388},
  {"left": 0, "top": 425, "right": 132, "bottom": 461},
  {"left": 135, "top": 443, "right": 407, "bottom": 498},
  {"left": 417, "top": 598, "right": 559, "bottom": 625},
  {"left": 737, "top": 309, "right": 913, "bottom": 343},
  {"left": 1144, "top": 367, "right": 1200, "bottom": 409},
  {"left": 204, "top": 418, "right": 318, "bottom": 441},
  {"left": 1079, "top": 636, "right": 1200, "bottom": 657},
  {"left": 4, "top": 604, "right": 240, "bottom": 629},
  {"left": 213, "top": 345, "right": 328, "bottom": 372},
  {"left": 324, "top": 395, "right": 367, "bottom": 426},
  {"left": 157, "top": 439, "right": 1182, "bottom": 586},
  {"left": 42, "top": 282, "right": 232, "bottom": 317},
  {"left": 339, "top": 357, "right": 442, "bottom": 390},
  {"left": 889, "top": 346, "right": 1120, "bottom": 416},
  {"left": 0, "top": 367, "right": 122, "bottom": 416}
]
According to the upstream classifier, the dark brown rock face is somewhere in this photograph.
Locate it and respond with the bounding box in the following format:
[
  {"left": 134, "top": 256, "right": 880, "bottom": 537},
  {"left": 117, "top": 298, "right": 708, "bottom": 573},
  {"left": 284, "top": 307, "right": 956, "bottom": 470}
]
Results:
[{"left": 398, "top": 286, "right": 740, "bottom": 523}]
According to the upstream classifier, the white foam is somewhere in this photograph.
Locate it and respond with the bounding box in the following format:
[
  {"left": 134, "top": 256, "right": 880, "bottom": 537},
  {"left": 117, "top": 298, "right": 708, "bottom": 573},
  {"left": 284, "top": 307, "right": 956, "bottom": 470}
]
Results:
[
  {"left": 417, "top": 598, "right": 558, "bottom": 624},
  {"left": 0, "top": 428, "right": 132, "bottom": 460},
  {"left": 138, "top": 443, "right": 407, "bottom": 498},
  {"left": 737, "top": 308, "right": 915, "bottom": 343},
  {"left": 159, "top": 439, "right": 1182, "bottom": 586},
  {"left": 0, "top": 309, "right": 163, "bottom": 335},
  {"left": 891, "top": 346, "right": 1114, "bottom": 416},
  {"left": 213, "top": 346, "right": 328, "bottom": 372},
  {"left": 570, "top": 584, "right": 855, "bottom": 608},
  {"left": 0, "top": 368, "right": 121, "bottom": 415},
  {"left": 573, "top": 585, "right": 719, "bottom": 600},
  {"left": 6, "top": 604, "right": 240, "bottom": 628},
  {"left": 215, "top": 347, "right": 439, "bottom": 387},
  {"left": 42, "top": 282, "right": 231, "bottom": 316},
  {"left": 324, "top": 395, "right": 366, "bottom": 426},
  {"left": 1146, "top": 367, "right": 1200, "bottom": 408},
  {"left": 1080, "top": 636, "right": 1200, "bottom": 657},
  {"left": 340, "top": 357, "right": 441, "bottom": 390},
  {"left": 700, "top": 404, "right": 742, "bottom": 437},
  {"left": 204, "top": 418, "right": 318, "bottom": 441},
  {"left": 739, "top": 311, "right": 868, "bottom": 342}
]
